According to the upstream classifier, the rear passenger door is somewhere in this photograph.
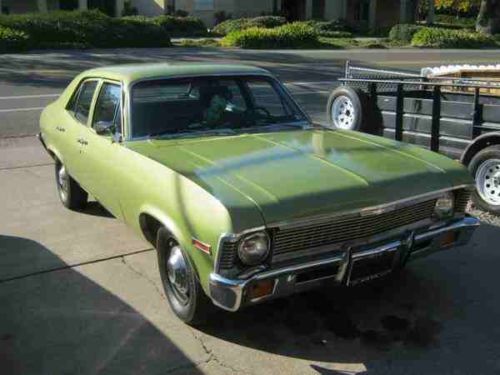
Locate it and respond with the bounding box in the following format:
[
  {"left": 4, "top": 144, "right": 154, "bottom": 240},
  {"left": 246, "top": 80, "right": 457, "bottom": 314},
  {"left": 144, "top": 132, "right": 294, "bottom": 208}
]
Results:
[{"left": 62, "top": 79, "right": 99, "bottom": 184}]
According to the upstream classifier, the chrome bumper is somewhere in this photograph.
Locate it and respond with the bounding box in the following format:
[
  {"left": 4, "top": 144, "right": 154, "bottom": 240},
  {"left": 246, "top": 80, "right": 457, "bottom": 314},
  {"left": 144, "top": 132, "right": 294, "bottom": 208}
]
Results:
[{"left": 209, "top": 216, "right": 479, "bottom": 312}]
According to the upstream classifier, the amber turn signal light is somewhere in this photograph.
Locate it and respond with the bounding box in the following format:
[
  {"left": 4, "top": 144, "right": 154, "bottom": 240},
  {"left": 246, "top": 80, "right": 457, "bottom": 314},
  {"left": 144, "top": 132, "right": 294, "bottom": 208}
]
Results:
[
  {"left": 439, "top": 231, "right": 456, "bottom": 247},
  {"left": 248, "top": 280, "right": 275, "bottom": 301}
]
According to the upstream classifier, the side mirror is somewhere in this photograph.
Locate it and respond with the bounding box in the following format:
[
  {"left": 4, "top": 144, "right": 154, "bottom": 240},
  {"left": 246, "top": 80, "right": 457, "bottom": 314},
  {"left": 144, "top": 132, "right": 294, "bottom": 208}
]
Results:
[{"left": 94, "top": 121, "right": 115, "bottom": 136}]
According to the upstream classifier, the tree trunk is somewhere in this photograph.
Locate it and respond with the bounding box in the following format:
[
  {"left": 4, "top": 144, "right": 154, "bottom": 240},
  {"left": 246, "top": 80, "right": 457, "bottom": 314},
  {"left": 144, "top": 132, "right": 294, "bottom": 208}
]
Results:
[{"left": 476, "top": 0, "right": 500, "bottom": 35}]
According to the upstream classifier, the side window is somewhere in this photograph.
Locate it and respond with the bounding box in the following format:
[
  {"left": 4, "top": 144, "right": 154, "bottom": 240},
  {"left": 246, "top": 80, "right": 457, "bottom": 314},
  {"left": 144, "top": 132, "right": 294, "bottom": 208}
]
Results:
[
  {"left": 73, "top": 81, "right": 98, "bottom": 125},
  {"left": 92, "top": 83, "right": 121, "bottom": 135}
]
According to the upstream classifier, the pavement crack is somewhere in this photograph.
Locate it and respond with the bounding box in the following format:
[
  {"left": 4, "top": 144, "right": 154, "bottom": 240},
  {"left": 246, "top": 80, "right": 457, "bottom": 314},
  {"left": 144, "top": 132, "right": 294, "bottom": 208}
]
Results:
[
  {"left": 189, "top": 328, "right": 251, "bottom": 374},
  {"left": 120, "top": 255, "right": 166, "bottom": 301}
]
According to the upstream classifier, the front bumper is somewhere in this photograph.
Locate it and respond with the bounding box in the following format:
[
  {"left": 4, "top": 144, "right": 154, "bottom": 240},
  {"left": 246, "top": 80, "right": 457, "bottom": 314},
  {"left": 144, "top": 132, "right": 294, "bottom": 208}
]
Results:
[{"left": 209, "top": 216, "right": 479, "bottom": 312}]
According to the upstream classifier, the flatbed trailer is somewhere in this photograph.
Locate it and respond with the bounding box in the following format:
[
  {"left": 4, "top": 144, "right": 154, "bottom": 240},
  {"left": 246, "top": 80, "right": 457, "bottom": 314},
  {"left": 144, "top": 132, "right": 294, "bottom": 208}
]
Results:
[{"left": 327, "top": 62, "right": 500, "bottom": 214}]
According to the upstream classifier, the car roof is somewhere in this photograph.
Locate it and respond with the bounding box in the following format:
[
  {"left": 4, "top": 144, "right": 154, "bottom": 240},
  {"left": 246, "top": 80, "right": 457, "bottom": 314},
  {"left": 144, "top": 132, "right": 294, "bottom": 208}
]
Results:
[{"left": 82, "top": 63, "right": 272, "bottom": 84}]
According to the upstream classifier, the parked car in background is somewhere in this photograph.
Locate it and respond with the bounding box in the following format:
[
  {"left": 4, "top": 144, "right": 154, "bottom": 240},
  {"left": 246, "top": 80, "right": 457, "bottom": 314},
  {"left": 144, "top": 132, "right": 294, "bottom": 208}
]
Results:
[
  {"left": 328, "top": 62, "right": 500, "bottom": 215},
  {"left": 39, "top": 63, "right": 479, "bottom": 325}
]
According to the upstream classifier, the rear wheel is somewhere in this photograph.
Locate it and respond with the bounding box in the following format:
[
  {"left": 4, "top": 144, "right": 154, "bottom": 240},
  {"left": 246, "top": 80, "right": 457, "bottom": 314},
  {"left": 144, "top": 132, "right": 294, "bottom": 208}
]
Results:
[
  {"left": 468, "top": 145, "right": 500, "bottom": 214},
  {"left": 55, "top": 161, "right": 87, "bottom": 210},
  {"left": 156, "top": 228, "right": 212, "bottom": 325}
]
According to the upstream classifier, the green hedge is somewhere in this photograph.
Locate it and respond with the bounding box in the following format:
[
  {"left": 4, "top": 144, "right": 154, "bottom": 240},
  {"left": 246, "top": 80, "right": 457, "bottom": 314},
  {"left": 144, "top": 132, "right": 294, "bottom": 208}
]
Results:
[
  {"left": 411, "top": 27, "right": 496, "bottom": 48},
  {"left": 154, "top": 15, "right": 207, "bottom": 37},
  {"left": 213, "top": 16, "right": 286, "bottom": 36},
  {"left": 0, "top": 10, "right": 214, "bottom": 50},
  {"left": 222, "top": 22, "right": 318, "bottom": 49},
  {"left": 389, "top": 24, "right": 423, "bottom": 43},
  {"left": 0, "top": 26, "right": 29, "bottom": 52}
]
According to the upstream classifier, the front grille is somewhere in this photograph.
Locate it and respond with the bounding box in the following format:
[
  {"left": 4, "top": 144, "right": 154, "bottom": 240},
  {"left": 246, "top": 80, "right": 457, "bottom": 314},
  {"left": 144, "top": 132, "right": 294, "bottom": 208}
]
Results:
[
  {"left": 272, "top": 199, "right": 436, "bottom": 256},
  {"left": 455, "top": 189, "right": 471, "bottom": 213},
  {"left": 218, "top": 241, "right": 238, "bottom": 270}
]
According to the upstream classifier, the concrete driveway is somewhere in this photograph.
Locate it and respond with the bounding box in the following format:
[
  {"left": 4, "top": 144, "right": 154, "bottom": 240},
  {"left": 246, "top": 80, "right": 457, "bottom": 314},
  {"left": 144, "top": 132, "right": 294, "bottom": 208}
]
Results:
[{"left": 1, "top": 48, "right": 500, "bottom": 375}]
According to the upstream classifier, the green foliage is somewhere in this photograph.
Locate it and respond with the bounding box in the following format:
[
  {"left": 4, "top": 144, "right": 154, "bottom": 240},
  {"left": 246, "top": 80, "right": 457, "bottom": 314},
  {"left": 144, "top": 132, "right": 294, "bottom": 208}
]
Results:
[
  {"left": 0, "top": 26, "right": 29, "bottom": 52},
  {"left": 212, "top": 16, "right": 286, "bottom": 36},
  {"left": 434, "top": 0, "right": 481, "bottom": 15},
  {"left": 316, "top": 30, "right": 353, "bottom": 38},
  {"left": 308, "top": 19, "right": 351, "bottom": 33},
  {"left": 154, "top": 15, "right": 207, "bottom": 37},
  {"left": 435, "top": 14, "right": 476, "bottom": 28},
  {"left": 222, "top": 22, "right": 318, "bottom": 49},
  {"left": 389, "top": 24, "right": 424, "bottom": 42},
  {"left": 411, "top": 27, "right": 495, "bottom": 47},
  {"left": 0, "top": 10, "right": 212, "bottom": 50}
]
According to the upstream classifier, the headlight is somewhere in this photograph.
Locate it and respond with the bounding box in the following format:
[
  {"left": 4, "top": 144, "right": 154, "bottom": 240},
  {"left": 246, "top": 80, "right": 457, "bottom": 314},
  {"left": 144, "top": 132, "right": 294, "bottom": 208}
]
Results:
[
  {"left": 238, "top": 232, "right": 270, "bottom": 266},
  {"left": 434, "top": 192, "right": 455, "bottom": 219}
]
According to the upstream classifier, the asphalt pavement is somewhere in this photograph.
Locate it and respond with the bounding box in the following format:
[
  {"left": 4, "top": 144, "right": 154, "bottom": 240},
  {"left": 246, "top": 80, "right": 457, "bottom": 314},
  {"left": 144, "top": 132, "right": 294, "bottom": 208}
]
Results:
[{"left": 1, "top": 47, "right": 500, "bottom": 375}]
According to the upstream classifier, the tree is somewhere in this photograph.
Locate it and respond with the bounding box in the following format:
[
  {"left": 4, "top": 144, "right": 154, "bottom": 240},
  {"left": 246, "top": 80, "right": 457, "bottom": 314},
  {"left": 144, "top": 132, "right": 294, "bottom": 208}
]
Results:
[
  {"left": 435, "top": 0, "right": 481, "bottom": 14},
  {"left": 476, "top": 0, "right": 500, "bottom": 34}
]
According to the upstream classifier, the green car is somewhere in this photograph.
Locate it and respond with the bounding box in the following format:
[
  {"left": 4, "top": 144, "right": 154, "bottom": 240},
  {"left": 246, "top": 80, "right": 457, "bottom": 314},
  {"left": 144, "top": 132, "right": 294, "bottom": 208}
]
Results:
[{"left": 39, "top": 63, "right": 479, "bottom": 324}]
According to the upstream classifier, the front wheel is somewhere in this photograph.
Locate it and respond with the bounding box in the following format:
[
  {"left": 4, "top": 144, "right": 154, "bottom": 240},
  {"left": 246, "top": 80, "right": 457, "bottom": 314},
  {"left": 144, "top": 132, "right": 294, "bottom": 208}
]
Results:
[
  {"left": 156, "top": 228, "right": 212, "bottom": 325},
  {"left": 55, "top": 161, "right": 88, "bottom": 210},
  {"left": 468, "top": 145, "right": 500, "bottom": 214}
]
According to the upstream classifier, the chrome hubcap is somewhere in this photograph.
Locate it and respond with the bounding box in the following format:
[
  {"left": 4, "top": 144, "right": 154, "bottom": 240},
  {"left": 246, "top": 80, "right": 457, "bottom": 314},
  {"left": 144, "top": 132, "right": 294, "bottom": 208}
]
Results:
[
  {"left": 167, "top": 246, "right": 190, "bottom": 305},
  {"left": 58, "top": 165, "right": 69, "bottom": 200},
  {"left": 331, "top": 95, "right": 355, "bottom": 129},
  {"left": 476, "top": 159, "right": 500, "bottom": 205}
]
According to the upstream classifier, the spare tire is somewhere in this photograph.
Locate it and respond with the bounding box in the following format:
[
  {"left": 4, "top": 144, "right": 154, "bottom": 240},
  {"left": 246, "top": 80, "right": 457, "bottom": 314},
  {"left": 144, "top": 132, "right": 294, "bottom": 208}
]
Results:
[{"left": 326, "top": 86, "right": 366, "bottom": 131}]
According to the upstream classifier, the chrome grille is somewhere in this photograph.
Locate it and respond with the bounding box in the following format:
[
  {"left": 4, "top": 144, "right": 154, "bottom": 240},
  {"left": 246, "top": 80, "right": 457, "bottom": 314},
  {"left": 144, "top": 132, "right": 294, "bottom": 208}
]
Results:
[
  {"left": 455, "top": 189, "right": 471, "bottom": 213},
  {"left": 272, "top": 199, "right": 436, "bottom": 256},
  {"left": 218, "top": 241, "right": 238, "bottom": 270}
]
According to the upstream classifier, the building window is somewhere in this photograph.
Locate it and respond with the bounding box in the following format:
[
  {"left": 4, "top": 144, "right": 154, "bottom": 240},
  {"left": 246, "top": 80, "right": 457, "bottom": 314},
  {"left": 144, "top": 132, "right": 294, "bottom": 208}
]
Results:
[{"left": 195, "top": 0, "right": 215, "bottom": 11}]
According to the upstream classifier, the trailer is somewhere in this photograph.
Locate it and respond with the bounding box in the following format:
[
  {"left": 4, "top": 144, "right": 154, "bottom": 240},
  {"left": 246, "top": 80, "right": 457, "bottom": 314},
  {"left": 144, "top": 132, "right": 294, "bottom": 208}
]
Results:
[{"left": 327, "top": 62, "right": 500, "bottom": 214}]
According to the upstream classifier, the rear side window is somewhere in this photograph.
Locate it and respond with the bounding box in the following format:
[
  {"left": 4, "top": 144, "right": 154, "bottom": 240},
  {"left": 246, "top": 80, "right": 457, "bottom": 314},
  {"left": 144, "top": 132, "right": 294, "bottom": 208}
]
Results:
[{"left": 73, "top": 81, "right": 98, "bottom": 124}]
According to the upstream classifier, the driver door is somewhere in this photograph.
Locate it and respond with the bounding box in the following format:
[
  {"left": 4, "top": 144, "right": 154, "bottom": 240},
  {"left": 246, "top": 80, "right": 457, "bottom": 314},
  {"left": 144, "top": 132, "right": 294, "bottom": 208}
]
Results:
[{"left": 77, "top": 80, "right": 124, "bottom": 218}]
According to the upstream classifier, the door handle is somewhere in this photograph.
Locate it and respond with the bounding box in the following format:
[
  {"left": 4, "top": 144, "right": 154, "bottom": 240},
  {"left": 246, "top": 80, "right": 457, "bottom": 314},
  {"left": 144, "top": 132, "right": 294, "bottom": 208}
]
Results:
[
  {"left": 77, "top": 138, "right": 88, "bottom": 146},
  {"left": 56, "top": 126, "right": 66, "bottom": 132}
]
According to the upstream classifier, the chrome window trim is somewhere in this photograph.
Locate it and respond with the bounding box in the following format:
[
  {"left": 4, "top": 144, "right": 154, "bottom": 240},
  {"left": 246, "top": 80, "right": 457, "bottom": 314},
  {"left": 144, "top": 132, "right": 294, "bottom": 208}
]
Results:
[{"left": 213, "top": 184, "right": 473, "bottom": 273}]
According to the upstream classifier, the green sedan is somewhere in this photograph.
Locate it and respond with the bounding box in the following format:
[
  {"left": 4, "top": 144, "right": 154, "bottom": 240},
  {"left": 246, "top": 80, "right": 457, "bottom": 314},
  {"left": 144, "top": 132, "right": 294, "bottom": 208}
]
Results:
[{"left": 39, "top": 63, "right": 479, "bottom": 324}]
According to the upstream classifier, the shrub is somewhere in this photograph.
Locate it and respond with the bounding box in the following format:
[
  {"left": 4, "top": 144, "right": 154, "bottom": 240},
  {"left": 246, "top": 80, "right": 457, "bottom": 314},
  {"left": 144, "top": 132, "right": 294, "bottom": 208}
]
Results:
[
  {"left": 315, "top": 30, "right": 352, "bottom": 38},
  {"left": 109, "top": 17, "right": 172, "bottom": 48},
  {"left": 0, "top": 26, "right": 29, "bottom": 52},
  {"left": 411, "top": 27, "right": 496, "bottom": 48},
  {"left": 213, "top": 16, "right": 286, "bottom": 36},
  {"left": 222, "top": 22, "right": 318, "bottom": 49},
  {"left": 154, "top": 15, "right": 207, "bottom": 37},
  {"left": 309, "top": 19, "right": 351, "bottom": 33},
  {"left": 389, "top": 24, "right": 423, "bottom": 43},
  {"left": 0, "top": 10, "right": 174, "bottom": 49},
  {"left": 0, "top": 10, "right": 110, "bottom": 47}
]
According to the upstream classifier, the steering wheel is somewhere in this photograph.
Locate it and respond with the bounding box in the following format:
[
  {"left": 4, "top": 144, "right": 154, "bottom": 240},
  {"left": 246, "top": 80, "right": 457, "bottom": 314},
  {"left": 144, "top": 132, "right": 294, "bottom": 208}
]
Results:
[{"left": 251, "top": 106, "right": 272, "bottom": 118}]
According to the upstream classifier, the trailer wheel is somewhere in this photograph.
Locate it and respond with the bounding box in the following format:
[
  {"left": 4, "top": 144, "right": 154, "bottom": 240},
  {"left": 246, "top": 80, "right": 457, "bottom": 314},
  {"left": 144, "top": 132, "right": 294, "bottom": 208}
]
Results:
[
  {"left": 327, "top": 86, "right": 366, "bottom": 131},
  {"left": 468, "top": 145, "right": 500, "bottom": 214}
]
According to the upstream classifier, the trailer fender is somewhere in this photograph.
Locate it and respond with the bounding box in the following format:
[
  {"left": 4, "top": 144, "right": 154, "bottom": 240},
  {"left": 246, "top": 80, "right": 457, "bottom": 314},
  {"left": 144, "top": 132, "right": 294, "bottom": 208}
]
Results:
[{"left": 461, "top": 132, "right": 500, "bottom": 166}]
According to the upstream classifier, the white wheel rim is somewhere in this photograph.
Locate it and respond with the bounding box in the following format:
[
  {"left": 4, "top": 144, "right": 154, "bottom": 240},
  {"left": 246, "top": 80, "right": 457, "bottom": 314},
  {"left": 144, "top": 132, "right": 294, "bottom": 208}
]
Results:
[
  {"left": 476, "top": 159, "right": 500, "bottom": 205},
  {"left": 331, "top": 95, "right": 355, "bottom": 130}
]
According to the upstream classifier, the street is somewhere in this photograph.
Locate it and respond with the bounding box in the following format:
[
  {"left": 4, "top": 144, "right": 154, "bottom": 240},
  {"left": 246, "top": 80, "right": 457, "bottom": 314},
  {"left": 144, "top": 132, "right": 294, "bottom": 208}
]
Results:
[{"left": 1, "top": 48, "right": 500, "bottom": 375}]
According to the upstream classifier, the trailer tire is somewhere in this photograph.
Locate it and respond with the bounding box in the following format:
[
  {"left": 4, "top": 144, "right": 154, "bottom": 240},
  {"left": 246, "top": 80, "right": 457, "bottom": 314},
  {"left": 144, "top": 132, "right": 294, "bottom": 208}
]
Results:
[
  {"left": 327, "top": 86, "right": 367, "bottom": 131},
  {"left": 468, "top": 145, "right": 500, "bottom": 215}
]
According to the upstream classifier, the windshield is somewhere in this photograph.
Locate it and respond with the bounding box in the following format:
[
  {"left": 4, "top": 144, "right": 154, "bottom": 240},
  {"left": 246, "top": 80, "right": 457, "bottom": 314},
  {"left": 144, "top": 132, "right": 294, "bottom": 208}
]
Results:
[{"left": 131, "top": 75, "right": 308, "bottom": 139}]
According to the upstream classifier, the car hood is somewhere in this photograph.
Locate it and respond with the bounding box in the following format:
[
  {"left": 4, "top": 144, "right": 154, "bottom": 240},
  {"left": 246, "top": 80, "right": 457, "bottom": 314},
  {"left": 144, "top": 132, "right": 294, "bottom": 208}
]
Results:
[{"left": 126, "top": 129, "right": 472, "bottom": 226}]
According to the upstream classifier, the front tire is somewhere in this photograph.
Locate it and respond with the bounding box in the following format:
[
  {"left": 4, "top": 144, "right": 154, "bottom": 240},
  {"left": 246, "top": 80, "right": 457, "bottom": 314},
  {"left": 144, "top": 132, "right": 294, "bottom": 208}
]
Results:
[
  {"left": 55, "top": 161, "right": 88, "bottom": 210},
  {"left": 156, "top": 228, "right": 212, "bottom": 325},
  {"left": 468, "top": 145, "right": 500, "bottom": 214}
]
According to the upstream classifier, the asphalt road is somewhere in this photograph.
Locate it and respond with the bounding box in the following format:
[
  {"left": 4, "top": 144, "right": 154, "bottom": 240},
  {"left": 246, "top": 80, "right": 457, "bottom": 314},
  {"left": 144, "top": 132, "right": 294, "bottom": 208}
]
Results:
[{"left": 1, "top": 48, "right": 500, "bottom": 375}]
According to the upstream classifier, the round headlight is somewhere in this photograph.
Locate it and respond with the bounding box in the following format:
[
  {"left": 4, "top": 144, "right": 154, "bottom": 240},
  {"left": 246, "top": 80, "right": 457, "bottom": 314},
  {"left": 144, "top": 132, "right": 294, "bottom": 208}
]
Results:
[
  {"left": 434, "top": 192, "right": 455, "bottom": 219},
  {"left": 238, "top": 232, "right": 270, "bottom": 266}
]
